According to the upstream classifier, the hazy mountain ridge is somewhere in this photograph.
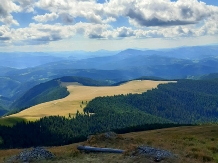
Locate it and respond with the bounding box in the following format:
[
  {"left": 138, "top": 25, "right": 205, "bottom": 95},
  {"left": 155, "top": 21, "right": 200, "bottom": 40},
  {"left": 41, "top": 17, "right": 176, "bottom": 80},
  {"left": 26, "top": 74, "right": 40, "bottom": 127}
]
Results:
[
  {"left": 1, "top": 45, "right": 218, "bottom": 113},
  {"left": 0, "top": 50, "right": 118, "bottom": 69}
]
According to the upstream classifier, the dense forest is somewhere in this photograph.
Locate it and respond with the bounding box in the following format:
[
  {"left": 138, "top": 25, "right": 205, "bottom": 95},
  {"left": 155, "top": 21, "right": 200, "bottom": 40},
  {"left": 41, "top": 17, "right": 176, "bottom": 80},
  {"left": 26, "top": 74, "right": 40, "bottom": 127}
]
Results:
[
  {"left": 85, "top": 79, "right": 218, "bottom": 123},
  {"left": 0, "top": 109, "right": 176, "bottom": 148},
  {"left": 1, "top": 79, "right": 218, "bottom": 148}
]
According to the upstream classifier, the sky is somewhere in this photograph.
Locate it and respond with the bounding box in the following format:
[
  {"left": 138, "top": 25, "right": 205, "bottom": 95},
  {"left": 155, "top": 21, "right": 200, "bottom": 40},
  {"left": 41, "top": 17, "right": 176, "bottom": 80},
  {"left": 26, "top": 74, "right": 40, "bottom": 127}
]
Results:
[{"left": 0, "top": 0, "right": 218, "bottom": 52}]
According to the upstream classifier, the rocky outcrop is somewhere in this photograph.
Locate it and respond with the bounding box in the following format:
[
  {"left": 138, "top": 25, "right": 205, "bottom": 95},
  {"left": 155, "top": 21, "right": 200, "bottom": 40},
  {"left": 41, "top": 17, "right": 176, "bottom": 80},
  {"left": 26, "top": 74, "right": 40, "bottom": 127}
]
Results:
[
  {"left": 133, "top": 146, "right": 175, "bottom": 162},
  {"left": 6, "top": 147, "right": 54, "bottom": 163}
]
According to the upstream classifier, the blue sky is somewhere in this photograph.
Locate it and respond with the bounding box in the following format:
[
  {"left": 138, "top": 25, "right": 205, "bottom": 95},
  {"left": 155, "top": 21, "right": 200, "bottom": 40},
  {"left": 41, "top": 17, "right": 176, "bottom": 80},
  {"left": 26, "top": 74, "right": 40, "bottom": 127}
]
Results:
[{"left": 0, "top": 0, "right": 218, "bottom": 52}]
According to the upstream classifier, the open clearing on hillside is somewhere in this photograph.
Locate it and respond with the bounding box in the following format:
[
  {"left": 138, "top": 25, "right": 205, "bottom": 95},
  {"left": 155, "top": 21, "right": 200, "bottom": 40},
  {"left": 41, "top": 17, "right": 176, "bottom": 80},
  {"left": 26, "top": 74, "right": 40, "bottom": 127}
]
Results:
[
  {"left": 8, "top": 80, "right": 175, "bottom": 121},
  {"left": 1, "top": 125, "right": 218, "bottom": 163}
]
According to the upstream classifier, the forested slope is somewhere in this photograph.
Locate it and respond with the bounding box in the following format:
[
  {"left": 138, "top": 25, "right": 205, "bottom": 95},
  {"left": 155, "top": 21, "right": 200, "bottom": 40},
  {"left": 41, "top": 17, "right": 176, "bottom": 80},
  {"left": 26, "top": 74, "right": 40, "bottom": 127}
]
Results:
[
  {"left": 1, "top": 79, "right": 218, "bottom": 148},
  {"left": 0, "top": 107, "right": 7, "bottom": 117},
  {"left": 9, "top": 76, "right": 110, "bottom": 114},
  {"left": 85, "top": 79, "right": 218, "bottom": 123},
  {"left": 0, "top": 106, "right": 175, "bottom": 148}
]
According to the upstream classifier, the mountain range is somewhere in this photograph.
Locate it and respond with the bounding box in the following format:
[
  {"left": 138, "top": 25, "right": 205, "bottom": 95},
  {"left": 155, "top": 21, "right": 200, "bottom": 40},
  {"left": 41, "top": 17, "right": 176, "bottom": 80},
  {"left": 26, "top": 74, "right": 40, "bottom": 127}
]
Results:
[{"left": 0, "top": 45, "right": 218, "bottom": 115}]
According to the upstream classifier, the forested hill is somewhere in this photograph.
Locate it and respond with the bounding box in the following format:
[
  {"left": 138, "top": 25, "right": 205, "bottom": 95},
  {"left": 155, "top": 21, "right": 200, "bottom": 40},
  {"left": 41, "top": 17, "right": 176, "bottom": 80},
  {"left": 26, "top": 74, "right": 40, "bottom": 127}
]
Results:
[
  {"left": 85, "top": 79, "right": 218, "bottom": 124},
  {"left": 0, "top": 102, "right": 177, "bottom": 148},
  {"left": 0, "top": 106, "right": 7, "bottom": 117},
  {"left": 1, "top": 78, "right": 218, "bottom": 148},
  {"left": 112, "top": 76, "right": 171, "bottom": 86},
  {"left": 58, "top": 76, "right": 111, "bottom": 86},
  {"left": 198, "top": 73, "right": 218, "bottom": 80},
  {"left": 9, "top": 76, "right": 110, "bottom": 115}
]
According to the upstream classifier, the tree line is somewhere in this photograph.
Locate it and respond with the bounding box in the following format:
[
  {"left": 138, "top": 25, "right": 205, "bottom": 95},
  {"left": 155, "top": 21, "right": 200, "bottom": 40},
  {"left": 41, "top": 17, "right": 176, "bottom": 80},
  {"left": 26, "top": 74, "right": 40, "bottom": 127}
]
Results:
[{"left": 1, "top": 79, "right": 218, "bottom": 148}]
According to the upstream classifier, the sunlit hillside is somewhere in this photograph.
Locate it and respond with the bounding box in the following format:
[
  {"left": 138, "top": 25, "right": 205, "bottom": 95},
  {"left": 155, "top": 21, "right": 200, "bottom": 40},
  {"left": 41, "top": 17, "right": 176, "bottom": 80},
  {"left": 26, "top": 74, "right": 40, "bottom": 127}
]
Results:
[{"left": 8, "top": 80, "right": 175, "bottom": 121}]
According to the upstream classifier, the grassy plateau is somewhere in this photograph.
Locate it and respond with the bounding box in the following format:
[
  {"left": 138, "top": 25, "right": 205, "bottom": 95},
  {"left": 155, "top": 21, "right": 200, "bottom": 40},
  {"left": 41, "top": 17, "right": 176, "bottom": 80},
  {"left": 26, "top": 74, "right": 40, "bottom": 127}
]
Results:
[{"left": 7, "top": 80, "right": 175, "bottom": 121}]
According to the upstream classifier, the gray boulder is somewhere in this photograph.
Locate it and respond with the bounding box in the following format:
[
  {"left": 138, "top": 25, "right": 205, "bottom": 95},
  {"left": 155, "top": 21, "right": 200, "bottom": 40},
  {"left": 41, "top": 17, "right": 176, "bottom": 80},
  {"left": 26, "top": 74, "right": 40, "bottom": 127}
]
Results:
[{"left": 6, "top": 147, "right": 55, "bottom": 163}]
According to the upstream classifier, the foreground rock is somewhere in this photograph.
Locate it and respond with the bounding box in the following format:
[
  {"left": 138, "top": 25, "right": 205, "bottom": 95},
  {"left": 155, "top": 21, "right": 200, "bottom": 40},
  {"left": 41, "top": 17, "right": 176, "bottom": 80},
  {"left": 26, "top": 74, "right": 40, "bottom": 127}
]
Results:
[
  {"left": 6, "top": 147, "right": 55, "bottom": 163},
  {"left": 133, "top": 146, "right": 175, "bottom": 162}
]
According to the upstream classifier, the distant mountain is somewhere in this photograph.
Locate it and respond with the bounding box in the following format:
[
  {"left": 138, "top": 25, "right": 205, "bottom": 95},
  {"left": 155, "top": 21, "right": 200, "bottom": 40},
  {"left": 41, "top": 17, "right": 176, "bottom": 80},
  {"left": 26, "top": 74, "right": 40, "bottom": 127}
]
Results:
[
  {"left": 0, "top": 53, "right": 65, "bottom": 69},
  {"left": 198, "top": 73, "right": 218, "bottom": 80},
  {"left": 0, "top": 96, "right": 13, "bottom": 111},
  {"left": 27, "top": 45, "right": 218, "bottom": 73},
  {"left": 1, "top": 45, "right": 218, "bottom": 111},
  {"left": 0, "top": 66, "right": 17, "bottom": 76},
  {"left": 0, "top": 50, "right": 118, "bottom": 69},
  {"left": 0, "top": 77, "right": 20, "bottom": 97},
  {"left": 0, "top": 105, "right": 8, "bottom": 117}
]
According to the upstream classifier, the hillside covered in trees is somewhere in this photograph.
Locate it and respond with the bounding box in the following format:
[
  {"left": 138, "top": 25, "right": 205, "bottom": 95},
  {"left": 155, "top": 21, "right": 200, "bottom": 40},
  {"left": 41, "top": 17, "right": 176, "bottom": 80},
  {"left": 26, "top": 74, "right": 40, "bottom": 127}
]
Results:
[
  {"left": 1, "top": 79, "right": 218, "bottom": 148},
  {"left": 85, "top": 79, "right": 218, "bottom": 124}
]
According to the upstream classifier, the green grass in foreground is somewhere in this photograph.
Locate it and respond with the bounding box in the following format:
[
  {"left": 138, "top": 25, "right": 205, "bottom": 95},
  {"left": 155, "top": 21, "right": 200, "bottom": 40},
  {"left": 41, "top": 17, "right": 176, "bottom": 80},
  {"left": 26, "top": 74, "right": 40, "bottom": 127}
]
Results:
[{"left": 0, "top": 117, "right": 26, "bottom": 127}]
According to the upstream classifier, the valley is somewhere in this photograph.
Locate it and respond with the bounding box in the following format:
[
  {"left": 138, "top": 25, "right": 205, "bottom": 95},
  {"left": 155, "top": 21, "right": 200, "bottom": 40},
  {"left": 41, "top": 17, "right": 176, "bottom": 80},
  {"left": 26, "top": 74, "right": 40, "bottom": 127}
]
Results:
[{"left": 7, "top": 80, "right": 174, "bottom": 121}]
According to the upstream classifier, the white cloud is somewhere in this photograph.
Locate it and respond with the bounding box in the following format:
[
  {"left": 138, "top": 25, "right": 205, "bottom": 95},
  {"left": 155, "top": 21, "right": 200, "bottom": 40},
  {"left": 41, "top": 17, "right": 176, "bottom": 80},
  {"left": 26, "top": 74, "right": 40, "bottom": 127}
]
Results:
[
  {"left": 104, "top": 0, "right": 218, "bottom": 27},
  {"left": 0, "top": 0, "right": 218, "bottom": 47},
  {"left": 16, "top": 0, "right": 35, "bottom": 12},
  {"left": 33, "top": 12, "right": 59, "bottom": 22},
  {"left": 35, "top": 0, "right": 106, "bottom": 24},
  {"left": 0, "top": 22, "right": 112, "bottom": 45},
  {"left": 0, "top": 25, "right": 11, "bottom": 42},
  {"left": 0, "top": 0, "right": 20, "bottom": 26}
]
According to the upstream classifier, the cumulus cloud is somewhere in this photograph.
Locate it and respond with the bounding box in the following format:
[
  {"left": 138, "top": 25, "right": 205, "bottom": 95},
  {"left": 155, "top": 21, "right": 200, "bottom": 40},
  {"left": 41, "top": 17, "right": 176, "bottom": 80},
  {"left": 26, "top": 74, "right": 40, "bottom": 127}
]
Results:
[
  {"left": 16, "top": 0, "right": 35, "bottom": 12},
  {"left": 35, "top": 0, "right": 105, "bottom": 24},
  {"left": 0, "top": 22, "right": 112, "bottom": 45},
  {"left": 0, "top": 0, "right": 20, "bottom": 26},
  {"left": 0, "top": 25, "right": 12, "bottom": 43},
  {"left": 0, "top": 0, "right": 218, "bottom": 46},
  {"left": 104, "top": 0, "right": 218, "bottom": 27},
  {"left": 60, "top": 13, "right": 74, "bottom": 24},
  {"left": 33, "top": 13, "right": 59, "bottom": 22}
]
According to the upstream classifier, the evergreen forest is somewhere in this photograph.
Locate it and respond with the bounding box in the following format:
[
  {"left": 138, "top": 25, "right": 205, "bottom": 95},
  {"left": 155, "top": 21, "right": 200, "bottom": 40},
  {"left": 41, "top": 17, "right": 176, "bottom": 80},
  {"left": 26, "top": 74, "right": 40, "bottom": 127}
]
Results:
[{"left": 1, "top": 79, "right": 218, "bottom": 149}]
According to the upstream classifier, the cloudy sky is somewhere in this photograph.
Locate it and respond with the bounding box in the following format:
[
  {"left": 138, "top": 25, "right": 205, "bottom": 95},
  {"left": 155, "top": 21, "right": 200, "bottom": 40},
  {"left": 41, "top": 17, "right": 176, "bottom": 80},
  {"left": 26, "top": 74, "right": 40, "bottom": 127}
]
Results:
[{"left": 0, "top": 0, "right": 218, "bottom": 52}]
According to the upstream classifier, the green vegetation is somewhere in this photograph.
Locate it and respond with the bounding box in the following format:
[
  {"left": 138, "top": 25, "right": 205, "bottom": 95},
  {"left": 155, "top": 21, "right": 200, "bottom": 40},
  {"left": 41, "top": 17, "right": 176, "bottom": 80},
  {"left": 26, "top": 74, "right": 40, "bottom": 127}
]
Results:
[
  {"left": 0, "top": 77, "right": 20, "bottom": 98},
  {"left": 1, "top": 78, "right": 218, "bottom": 149},
  {"left": 9, "top": 76, "right": 111, "bottom": 114},
  {"left": 0, "top": 96, "right": 13, "bottom": 112},
  {"left": 0, "top": 105, "right": 8, "bottom": 117},
  {"left": 9, "top": 80, "right": 69, "bottom": 113},
  {"left": 59, "top": 76, "right": 110, "bottom": 86},
  {"left": 0, "top": 117, "right": 26, "bottom": 127},
  {"left": 199, "top": 73, "right": 218, "bottom": 80},
  {"left": 0, "top": 108, "right": 179, "bottom": 148},
  {"left": 86, "top": 79, "right": 218, "bottom": 124}
]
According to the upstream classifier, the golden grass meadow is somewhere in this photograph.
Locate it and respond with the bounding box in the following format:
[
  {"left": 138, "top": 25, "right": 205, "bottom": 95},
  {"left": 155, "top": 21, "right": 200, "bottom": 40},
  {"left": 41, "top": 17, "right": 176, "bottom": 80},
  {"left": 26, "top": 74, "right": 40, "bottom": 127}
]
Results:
[{"left": 7, "top": 80, "right": 174, "bottom": 121}]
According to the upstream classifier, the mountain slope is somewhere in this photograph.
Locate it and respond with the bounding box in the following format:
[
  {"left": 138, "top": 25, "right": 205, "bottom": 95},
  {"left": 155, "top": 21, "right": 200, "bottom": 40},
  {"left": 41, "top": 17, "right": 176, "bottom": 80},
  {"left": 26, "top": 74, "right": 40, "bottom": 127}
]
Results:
[
  {"left": 85, "top": 79, "right": 218, "bottom": 124},
  {"left": 9, "top": 76, "right": 111, "bottom": 113},
  {"left": 8, "top": 80, "right": 171, "bottom": 120},
  {"left": 0, "top": 107, "right": 7, "bottom": 117},
  {"left": 1, "top": 45, "right": 218, "bottom": 103}
]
